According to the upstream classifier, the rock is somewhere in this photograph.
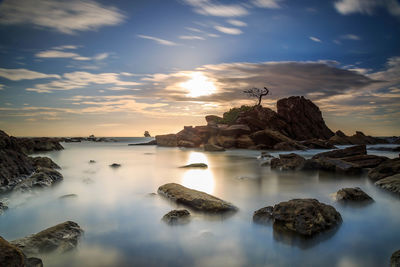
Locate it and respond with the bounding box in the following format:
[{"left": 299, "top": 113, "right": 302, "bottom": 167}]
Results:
[
  {"left": 158, "top": 183, "right": 237, "bottom": 213},
  {"left": 16, "top": 137, "right": 64, "bottom": 154},
  {"left": 204, "top": 143, "right": 225, "bottom": 152},
  {"left": 391, "top": 250, "right": 400, "bottom": 267},
  {"left": 59, "top": 194, "right": 78, "bottom": 199},
  {"left": 162, "top": 209, "right": 191, "bottom": 225},
  {"left": 236, "top": 135, "right": 255, "bottom": 148},
  {"left": 273, "top": 141, "right": 305, "bottom": 151},
  {"left": 368, "top": 158, "right": 400, "bottom": 181},
  {"left": 335, "top": 187, "right": 373, "bottom": 202},
  {"left": 328, "top": 131, "right": 351, "bottom": 145},
  {"left": 311, "top": 157, "right": 362, "bottom": 175},
  {"left": 375, "top": 174, "right": 400, "bottom": 196},
  {"left": 11, "top": 221, "right": 83, "bottom": 256},
  {"left": 144, "top": 131, "right": 151, "bottom": 137},
  {"left": 177, "top": 140, "right": 196, "bottom": 148},
  {"left": 329, "top": 131, "right": 388, "bottom": 145},
  {"left": 312, "top": 145, "right": 366, "bottom": 159},
  {"left": 340, "top": 154, "right": 388, "bottom": 168},
  {"left": 253, "top": 199, "right": 342, "bottom": 236},
  {"left": 220, "top": 124, "right": 251, "bottom": 136},
  {"left": 128, "top": 140, "right": 157, "bottom": 146},
  {"left": 213, "top": 135, "right": 236, "bottom": 148},
  {"left": 250, "top": 129, "right": 305, "bottom": 149},
  {"left": 14, "top": 167, "right": 63, "bottom": 191},
  {"left": 0, "top": 236, "right": 26, "bottom": 266},
  {"left": 109, "top": 163, "right": 121, "bottom": 168},
  {"left": 64, "top": 138, "right": 82, "bottom": 143},
  {"left": 0, "top": 201, "right": 8, "bottom": 215},
  {"left": 180, "top": 163, "right": 208, "bottom": 168},
  {"left": 30, "top": 156, "right": 60, "bottom": 169},
  {"left": 270, "top": 153, "right": 306, "bottom": 170},
  {"left": 301, "top": 139, "right": 337, "bottom": 149},
  {"left": 0, "top": 149, "right": 34, "bottom": 191},
  {"left": 176, "top": 126, "right": 203, "bottom": 147},
  {"left": 155, "top": 134, "right": 178, "bottom": 147},
  {"left": 89, "top": 160, "right": 96, "bottom": 163},
  {"left": 368, "top": 146, "right": 400, "bottom": 152},
  {"left": 205, "top": 115, "right": 222, "bottom": 126},
  {"left": 277, "top": 96, "right": 334, "bottom": 140}
]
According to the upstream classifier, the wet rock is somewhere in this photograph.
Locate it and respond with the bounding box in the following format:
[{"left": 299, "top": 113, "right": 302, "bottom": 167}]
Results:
[
  {"left": 109, "top": 163, "right": 121, "bottom": 168},
  {"left": 59, "top": 194, "right": 78, "bottom": 199},
  {"left": 155, "top": 134, "right": 178, "bottom": 147},
  {"left": 312, "top": 145, "right": 366, "bottom": 159},
  {"left": 391, "top": 250, "right": 400, "bottom": 267},
  {"left": 236, "top": 135, "right": 255, "bottom": 148},
  {"left": 250, "top": 129, "right": 305, "bottom": 149},
  {"left": 369, "top": 146, "right": 400, "bottom": 152},
  {"left": 89, "top": 160, "right": 96, "bottom": 163},
  {"left": 162, "top": 209, "right": 191, "bottom": 225},
  {"left": 253, "top": 199, "right": 341, "bottom": 236},
  {"left": 180, "top": 163, "right": 208, "bottom": 168},
  {"left": 273, "top": 141, "right": 306, "bottom": 151},
  {"left": 14, "top": 167, "right": 63, "bottom": 191},
  {"left": 301, "top": 139, "right": 337, "bottom": 149},
  {"left": 220, "top": 124, "right": 251, "bottom": 136},
  {"left": 0, "top": 236, "right": 26, "bottom": 266},
  {"left": 375, "top": 174, "right": 400, "bottom": 196},
  {"left": 158, "top": 183, "right": 237, "bottom": 213},
  {"left": 277, "top": 96, "right": 334, "bottom": 140},
  {"left": 11, "top": 221, "right": 83, "bottom": 255},
  {"left": 177, "top": 140, "right": 196, "bottom": 148},
  {"left": 340, "top": 154, "right": 388, "bottom": 168},
  {"left": 311, "top": 157, "right": 362, "bottom": 175},
  {"left": 270, "top": 153, "right": 306, "bottom": 170},
  {"left": 335, "top": 187, "right": 373, "bottom": 202},
  {"left": 128, "top": 140, "right": 157, "bottom": 146},
  {"left": 30, "top": 156, "right": 60, "bottom": 169},
  {"left": 0, "top": 201, "right": 8, "bottom": 215},
  {"left": 16, "top": 137, "right": 64, "bottom": 154},
  {"left": 204, "top": 143, "right": 225, "bottom": 152},
  {"left": 368, "top": 158, "right": 400, "bottom": 181}
]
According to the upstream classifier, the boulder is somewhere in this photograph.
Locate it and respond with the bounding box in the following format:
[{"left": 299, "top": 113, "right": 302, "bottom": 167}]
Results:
[
  {"left": 204, "top": 143, "right": 225, "bottom": 152},
  {"left": 158, "top": 183, "right": 237, "bottom": 213},
  {"left": 220, "top": 124, "right": 251, "bottom": 136},
  {"left": 144, "top": 131, "right": 151, "bottom": 137},
  {"left": 277, "top": 96, "right": 334, "bottom": 140},
  {"left": 0, "top": 149, "right": 34, "bottom": 190},
  {"left": 311, "top": 157, "right": 362, "bottom": 175},
  {"left": 391, "top": 250, "right": 400, "bottom": 267},
  {"left": 339, "top": 154, "right": 388, "bottom": 168},
  {"left": 16, "top": 137, "right": 64, "bottom": 154},
  {"left": 253, "top": 199, "right": 342, "bottom": 236},
  {"left": 109, "top": 163, "right": 121, "bottom": 168},
  {"left": 0, "top": 236, "right": 27, "bottom": 267},
  {"left": 329, "top": 131, "right": 388, "bottom": 145},
  {"left": 312, "top": 145, "right": 366, "bottom": 159},
  {"left": 214, "top": 135, "right": 236, "bottom": 148},
  {"left": 30, "top": 156, "right": 60, "bottom": 169},
  {"left": 368, "top": 146, "right": 400, "bottom": 152},
  {"left": 11, "top": 221, "right": 83, "bottom": 256},
  {"left": 328, "top": 131, "right": 352, "bottom": 145},
  {"left": 368, "top": 158, "right": 400, "bottom": 181},
  {"left": 273, "top": 141, "right": 306, "bottom": 151},
  {"left": 162, "top": 209, "right": 191, "bottom": 225},
  {"left": 180, "top": 163, "right": 208, "bottom": 168},
  {"left": 176, "top": 126, "right": 203, "bottom": 146},
  {"left": 250, "top": 129, "right": 303, "bottom": 149},
  {"left": 375, "top": 174, "right": 400, "bottom": 196},
  {"left": 155, "top": 134, "right": 178, "bottom": 147},
  {"left": 270, "top": 153, "right": 306, "bottom": 170},
  {"left": 335, "top": 187, "right": 373, "bottom": 202}
]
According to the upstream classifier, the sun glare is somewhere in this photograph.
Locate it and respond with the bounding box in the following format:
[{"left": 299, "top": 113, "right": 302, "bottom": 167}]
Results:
[
  {"left": 181, "top": 72, "right": 217, "bottom": 97},
  {"left": 181, "top": 152, "right": 215, "bottom": 194}
]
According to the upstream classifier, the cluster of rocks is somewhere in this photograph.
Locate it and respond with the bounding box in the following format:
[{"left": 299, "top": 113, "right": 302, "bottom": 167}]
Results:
[
  {"left": 0, "top": 130, "right": 63, "bottom": 193},
  {"left": 154, "top": 96, "right": 389, "bottom": 151},
  {"left": 64, "top": 134, "right": 117, "bottom": 143},
  {"left": 0, "top": 221, "right": 83, "bottom": 267}
]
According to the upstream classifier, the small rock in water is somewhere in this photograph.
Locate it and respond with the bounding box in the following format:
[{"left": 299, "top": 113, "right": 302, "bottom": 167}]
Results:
[
  {"left": 89, "top": 160, "right": 96, "bottom": 164},
  {"left": 253, "top": 206, "right": 274, "bottom": 224},
  {"left": 147, "top": 193, "right": 157, "bottom": 197},
  {"left": 162, "top": 209, "right": 191, "bottom": 225},
  {"left": 335, "top": 187, "right": 373, "bottom": 202},
  {"left": 59, "top": 194, "right": 78, "bottom": 199},
  {"left": 0, "top": 201, "right": 8, "bottom": 215},
  {"left": 391, "top": 250, "right": 400, "bottom": 267},
  {"left": 109, "top": 163, "right": 121, "bottom": 168},
  {"left": 179, "top": 163, "right": 208, "bottom": 168}
]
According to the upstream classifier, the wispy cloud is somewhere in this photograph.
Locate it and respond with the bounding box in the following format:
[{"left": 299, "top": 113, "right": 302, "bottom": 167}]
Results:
[
  {"left": 227, "top": 19, "right": 247, "bottom": 27},
  {"left": 214, "top": 25, "right": 243, "bottom": 35},
  {"left": 137, "top": 35, "right": 178, "bottom": 46},
  {"left": 185, "top": 27, "right": 203, "bottom": 33},
  {"left": 334, "top": 0, "right": 400, "bottom": 17},
  {"left": 0, "top": 0, "right": 125, "bottom": 34},
  {"left": 252, "top": 0, "right": 283, "bottom": 9},
  {"left": 0, "top": 68, "right": 60, "bottom": 81},
  {"left": 93, "top": 53, "right": 109, "bottom": 60},
  {"left": 52, "top": 45, "right": 79, "bottom": 50},
  {"left": 310, "top": 36, "right": 322, "bottom": 42},
  {"left": 184, "top": 0, "right": 248, "bottom": 17},
  {"left": 179, "top": 35, "right": 205, "bottom": 40},
  {"left": 35, "top": 50, "right": 109, "bottom": 61},
  {"left": 341, "top": 34, "right": 361, "bottom": 40}
]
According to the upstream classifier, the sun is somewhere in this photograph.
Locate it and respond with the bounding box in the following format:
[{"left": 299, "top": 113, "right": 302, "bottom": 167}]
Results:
[{"left": 181, "top": 72, "right": 217, "bottom": 97}]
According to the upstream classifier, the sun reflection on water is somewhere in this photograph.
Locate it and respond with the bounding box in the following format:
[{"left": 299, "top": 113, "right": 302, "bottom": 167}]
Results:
[{"left": 181, "top": 152, "right": 215, "bottom": 194}]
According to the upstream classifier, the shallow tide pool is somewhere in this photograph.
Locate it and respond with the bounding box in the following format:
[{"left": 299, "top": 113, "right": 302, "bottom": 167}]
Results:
[{"left": 1, "top": 140, "right": 399, "bottom": 267}]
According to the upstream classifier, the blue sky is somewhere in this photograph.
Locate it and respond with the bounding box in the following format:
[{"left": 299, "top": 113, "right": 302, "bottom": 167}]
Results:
[{"left": 0, "top": 0, "right": 399, "bottom": 136}]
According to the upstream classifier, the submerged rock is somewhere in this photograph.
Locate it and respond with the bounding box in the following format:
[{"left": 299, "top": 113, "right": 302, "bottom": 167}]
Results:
[
  {"left": 89, "top": 160, "right": 96, "bottom": 164},
  {"left": 375, "top": 174, "right": 400, "bottom": 196},
  {"left": 11, "top": 221, "right": 83, "bottom": 256},
  {"left": 340, "top": 154, "right": 388, "bottom": 169},
  {"left": 204, "top": 143, "right": 225, "bottom": 152},
  {"left": 179, "top": 163, "right": 208, "bottom": 168},
  {"left": 311, "top": 157, "right": 362, "bottom": 175},
  {"left": 109, "top": 163, "right": 121, "bottom": 168},
  {"left": 368, "top": 158, "right": 400, "bottom": 181},
  {"left": 158, "top": 183, "right": 237, "bottom": 213},
  {"left": 162, "top": 209, "right": 191, "bottom": 225},
  {"left": 335, "top": 187, "right": 373, "bottom": 202},
  {"left": 391, "top": 250, "right": 400, "bottom": 267},
  {"left": 312, "top": 145, "right": 366, "bottom": 159},
  {"left": 270, "top": 153, "right": 306, "bottom": 170},
  {"left": 253, "top": 199, "right": 342, "bottom": 236}
]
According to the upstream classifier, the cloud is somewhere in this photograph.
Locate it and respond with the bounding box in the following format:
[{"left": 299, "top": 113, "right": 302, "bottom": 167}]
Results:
[
  {"left": 137, "top": 35, "right": 178, "bottom": 46},
  {"left": 35, "top": 50, "right": 109, "bottom": 61},
  {"left": 252, "top": 0, "right": 283, "bottom": 9},
  {"left": 310, "top": 36, "right": 322, "bottom": 42},
  {"left": 227, "top": 19, "right": 247, "bottom": 27},
  {"left": 334, "top": 0, "right": 400, "bottom": 17},
  {"left": 0, "top": 68, "right": 60, "bottom": 81},
  {"left": 214, "top": 26, "right": 243, "bottom": 35},
  {"left": 0, "top": 0, "right": 125, "bottom": 34},
  {"left": 185, "top": 27, "right": 203, "bottom": 33},
  {"left": 341, "top": 34, "right": 361, "bottom": 40},
  {"left": 184, "top": 0, "right": 248, "bottom": 17},
  {"left": 52, "top": 45, "right": 79, "bottom": 50},
  {"left": 26, "top": 71, "right": 141, "bottom": 93},
  {"left": 94, "top": 53, "right": 109, "bottom": 60},
  {"left": 179, "top": 35, "right": 205, "bottom": 40}
]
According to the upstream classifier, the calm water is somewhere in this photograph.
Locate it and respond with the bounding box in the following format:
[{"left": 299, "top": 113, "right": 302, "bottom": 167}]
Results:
[{"left": 0, "top": 139, "right": 399, "bottom": 267}]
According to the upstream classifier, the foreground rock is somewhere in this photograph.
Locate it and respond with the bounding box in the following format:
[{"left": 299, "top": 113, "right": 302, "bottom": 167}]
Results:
[
  {"left": 0, "top": 236, "right": 43, "bottom": 267},
  {"left": 253, "top": 199, "right": 342, "bottom": 236},
  {"left": 392, "top": 250, "right": 400, "bottom": 267},
  {"left": 162, "top": 209, "right": 191, "bottom": 225},
  {"left": 311, "top": 157, "right": 362, "bottom": 175},
  {"left": 270, "top": 153, "right": 306, "bottom": 170},
  {"left": 312, "top": 145, "right": 366, "bottom": 159},
  {"left": 0, "top": 201, "right": 8, "bottom": 215},
  {"left": 30, "top": 156, "right": 60, "bottom": 169},
  {"left": 375, "top": 174, "right": 400, "bottom": 196},
  {"left": 11, "top": 221, "right": 83, "bottom": 256},
  {"left": 16, "top": 137, "right": 64, "bottom": 154},
  {"left": 335, "top": 188, "right": 373, "bottom": 202},
  {"left": 368, "top": 158, "right": 400, "bottom": 181},
  {"left": 339, "top": 154, "right": 388, "bottom": 168},
  {"left": 158, "top": 183, "right": 237, "bottom": 213},
  {"left": 180, "top": 163, "right": 208, "bottom": 168}
]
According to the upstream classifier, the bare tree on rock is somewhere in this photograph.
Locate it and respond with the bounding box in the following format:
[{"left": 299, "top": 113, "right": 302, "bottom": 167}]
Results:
[{"left": 243, "top": 87, "right": 270, "bottom": 106}]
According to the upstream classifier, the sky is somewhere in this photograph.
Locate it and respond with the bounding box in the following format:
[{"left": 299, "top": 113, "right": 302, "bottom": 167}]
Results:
[{"left": 0, "top": 0, "right": 399, "bottom": 137}]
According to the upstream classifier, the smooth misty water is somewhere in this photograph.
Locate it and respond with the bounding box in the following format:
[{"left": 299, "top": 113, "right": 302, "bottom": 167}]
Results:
[{"left": 0, "top": 139, "right": 399, "bottom": 267}]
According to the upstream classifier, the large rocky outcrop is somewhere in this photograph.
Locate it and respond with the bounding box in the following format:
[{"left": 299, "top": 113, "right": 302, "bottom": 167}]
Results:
[
  {"left": 158, "top": 183, "right": 237, "bottom": 213},
  {"left": 16, "top": 137, "right": 64, "bottom": 154},
  {"left": 253, "top": 199, "right": 342, "bottom": 236},
  {"left": 277, "top": 96, "right": 334, "bottom": 140},
  {"left": 329, "top": 131, "right": 388, "bottom": 145}
]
